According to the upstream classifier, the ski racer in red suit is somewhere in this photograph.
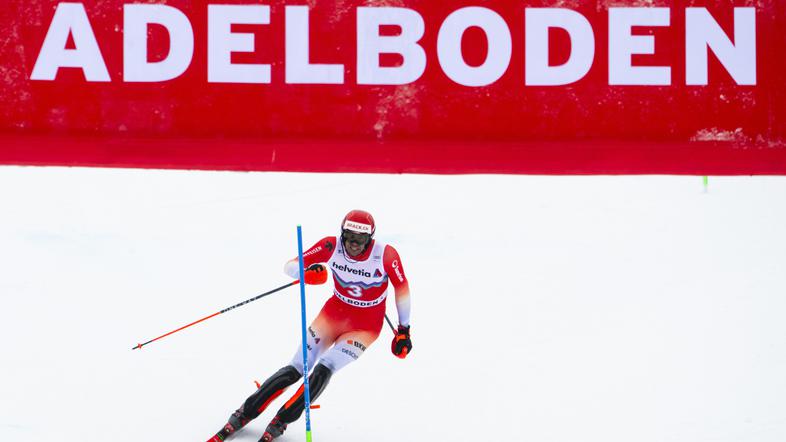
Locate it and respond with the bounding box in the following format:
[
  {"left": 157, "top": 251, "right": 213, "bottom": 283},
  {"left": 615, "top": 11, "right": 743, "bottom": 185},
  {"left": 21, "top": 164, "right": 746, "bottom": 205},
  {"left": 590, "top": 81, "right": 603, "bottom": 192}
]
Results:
[{"left": 208, "top": 210, "right": 412, "bottom": 442}]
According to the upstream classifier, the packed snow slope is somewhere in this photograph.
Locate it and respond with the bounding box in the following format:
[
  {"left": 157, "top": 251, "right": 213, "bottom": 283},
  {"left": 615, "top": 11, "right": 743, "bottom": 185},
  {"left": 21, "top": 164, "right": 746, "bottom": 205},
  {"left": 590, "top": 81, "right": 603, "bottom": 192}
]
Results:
[{"left": 1, "top": 167, "right": 785, "bottom": 442}]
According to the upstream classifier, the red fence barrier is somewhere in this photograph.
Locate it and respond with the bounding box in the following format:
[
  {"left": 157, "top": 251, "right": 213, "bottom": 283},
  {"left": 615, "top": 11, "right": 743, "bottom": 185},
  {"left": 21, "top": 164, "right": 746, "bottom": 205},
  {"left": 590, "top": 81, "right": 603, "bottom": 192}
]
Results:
[{"left": 1, "top": 1, "right": 784, "bottom": 174}]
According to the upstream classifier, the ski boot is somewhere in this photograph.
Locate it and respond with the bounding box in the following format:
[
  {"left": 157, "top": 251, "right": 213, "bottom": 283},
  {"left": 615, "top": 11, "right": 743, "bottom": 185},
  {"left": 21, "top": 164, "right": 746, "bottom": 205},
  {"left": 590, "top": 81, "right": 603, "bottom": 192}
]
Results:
[
  {"left": 207, "top": 410, "right": 249, "bottom": 442},
  {"left": 259, "top": 415, "right": 287, "bottom": 442}
]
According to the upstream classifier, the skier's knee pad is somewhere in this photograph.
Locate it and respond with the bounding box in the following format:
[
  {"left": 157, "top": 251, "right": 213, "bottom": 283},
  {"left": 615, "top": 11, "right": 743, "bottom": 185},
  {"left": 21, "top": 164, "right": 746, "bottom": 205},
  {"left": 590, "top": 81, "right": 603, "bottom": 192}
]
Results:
[
  {"left": 260, "top": 365, "right": 302, "bottom": 388},
  {"left": 308, "top": 363, "right": 333, "bottom": 399},
  {"left": 276, "top": 365, "right": 302, "bottom": 382}
]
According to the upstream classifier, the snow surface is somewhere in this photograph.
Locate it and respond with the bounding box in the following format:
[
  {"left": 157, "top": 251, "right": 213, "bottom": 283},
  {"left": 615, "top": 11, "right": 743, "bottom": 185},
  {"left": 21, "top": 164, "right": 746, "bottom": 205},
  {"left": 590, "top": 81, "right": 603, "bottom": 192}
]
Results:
[{"left": 1, "top": 166, "right": 785, "bottom": 442}]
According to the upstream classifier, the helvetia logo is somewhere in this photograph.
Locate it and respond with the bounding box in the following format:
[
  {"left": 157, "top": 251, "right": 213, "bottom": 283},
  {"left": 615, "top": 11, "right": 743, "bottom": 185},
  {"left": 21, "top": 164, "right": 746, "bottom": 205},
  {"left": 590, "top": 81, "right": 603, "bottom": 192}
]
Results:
[
  {"left": 331, "top": 262, "right": 372, "bottom": 277},
  {"left": 373, "top": 269, "right": 382, "bottom": 277}
]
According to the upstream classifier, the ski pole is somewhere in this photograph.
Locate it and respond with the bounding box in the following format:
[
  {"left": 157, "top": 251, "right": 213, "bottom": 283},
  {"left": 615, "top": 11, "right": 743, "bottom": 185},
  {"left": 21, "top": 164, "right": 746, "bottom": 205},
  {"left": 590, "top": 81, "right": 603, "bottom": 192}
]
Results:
[
  {"left": 384, "top": 314, "right": 396, "bottom": 333},
  {"left": 132, "top": 280, "right": 299, "bottom": 350},
  {"left": 296, "top": 226, "right": 314, "bottom": 442}
]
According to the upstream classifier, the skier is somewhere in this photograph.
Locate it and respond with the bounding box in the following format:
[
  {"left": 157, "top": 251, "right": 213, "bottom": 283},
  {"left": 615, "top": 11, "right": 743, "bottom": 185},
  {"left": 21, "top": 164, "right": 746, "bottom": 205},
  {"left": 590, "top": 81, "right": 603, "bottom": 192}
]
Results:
[{"left": 208, "top": 209, "right": 412, "bottom": 442}]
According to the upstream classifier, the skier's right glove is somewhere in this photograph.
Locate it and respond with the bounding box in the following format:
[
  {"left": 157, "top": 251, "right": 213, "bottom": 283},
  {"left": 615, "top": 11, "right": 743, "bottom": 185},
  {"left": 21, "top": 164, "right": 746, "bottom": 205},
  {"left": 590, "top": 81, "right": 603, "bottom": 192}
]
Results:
[
  {"left": 391, "top": 325, "right": 412, "bottom": 359},
  {"left": 304, "top": 264, "right": 328, "bottom": 285}
]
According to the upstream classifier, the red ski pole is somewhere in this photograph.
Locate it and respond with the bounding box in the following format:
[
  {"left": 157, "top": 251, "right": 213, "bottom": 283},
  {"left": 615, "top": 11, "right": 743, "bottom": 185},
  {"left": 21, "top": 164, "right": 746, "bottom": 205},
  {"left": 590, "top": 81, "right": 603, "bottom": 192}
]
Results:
[{"left": 132, "top": 280, "right": 299, "bottom": 350}]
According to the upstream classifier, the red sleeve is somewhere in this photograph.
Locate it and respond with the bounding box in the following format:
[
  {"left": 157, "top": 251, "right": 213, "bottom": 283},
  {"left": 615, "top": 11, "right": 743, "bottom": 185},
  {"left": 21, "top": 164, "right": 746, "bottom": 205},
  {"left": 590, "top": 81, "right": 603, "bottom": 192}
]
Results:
[
  {"left": 297, "top": 236, "right": 337, "bottom": 267},
  {"left": 383, "top": 245, "right": 408, "bottom": 287},
  {"left": 383, "top": 245, "right": 411, "bottom": 326}
]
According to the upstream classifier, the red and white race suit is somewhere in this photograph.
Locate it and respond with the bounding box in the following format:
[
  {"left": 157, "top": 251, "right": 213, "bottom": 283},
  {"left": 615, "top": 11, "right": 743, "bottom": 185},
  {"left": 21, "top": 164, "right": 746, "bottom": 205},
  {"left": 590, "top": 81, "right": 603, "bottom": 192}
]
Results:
[{"left": 283, "top": 235, "right": 410, "bottom": 373}]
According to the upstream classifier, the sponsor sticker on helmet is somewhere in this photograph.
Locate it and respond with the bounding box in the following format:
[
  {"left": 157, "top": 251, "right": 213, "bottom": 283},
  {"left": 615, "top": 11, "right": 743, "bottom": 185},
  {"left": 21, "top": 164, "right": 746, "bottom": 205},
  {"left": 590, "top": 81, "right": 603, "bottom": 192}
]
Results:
[{"left": 343, "top": 220, "right": 373, "bottom": 233}]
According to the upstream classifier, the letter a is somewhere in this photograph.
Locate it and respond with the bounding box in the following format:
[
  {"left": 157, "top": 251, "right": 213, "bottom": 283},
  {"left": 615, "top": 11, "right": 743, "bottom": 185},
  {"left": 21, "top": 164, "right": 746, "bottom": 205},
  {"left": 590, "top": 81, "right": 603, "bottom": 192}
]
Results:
[{"left": 31, "top": 3, "right": 110, "bottom": 82}]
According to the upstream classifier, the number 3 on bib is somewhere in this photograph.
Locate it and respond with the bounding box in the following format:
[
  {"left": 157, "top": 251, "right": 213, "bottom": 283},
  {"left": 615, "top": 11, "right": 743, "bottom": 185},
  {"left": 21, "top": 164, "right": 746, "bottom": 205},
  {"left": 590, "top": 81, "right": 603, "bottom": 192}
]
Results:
[{"left": 347, "top": 285, "right": 363, "bottom": 297}]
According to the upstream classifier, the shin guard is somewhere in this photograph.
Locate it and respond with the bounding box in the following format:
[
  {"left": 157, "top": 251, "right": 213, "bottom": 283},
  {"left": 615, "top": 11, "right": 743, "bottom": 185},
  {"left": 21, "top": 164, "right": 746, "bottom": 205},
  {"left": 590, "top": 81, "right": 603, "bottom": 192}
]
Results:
[
  {"left": 277, "top": 363, "right": 333, "bottom": 424},
  {"left": 238, "top": 365, "right": 301, "bottom": 420}
]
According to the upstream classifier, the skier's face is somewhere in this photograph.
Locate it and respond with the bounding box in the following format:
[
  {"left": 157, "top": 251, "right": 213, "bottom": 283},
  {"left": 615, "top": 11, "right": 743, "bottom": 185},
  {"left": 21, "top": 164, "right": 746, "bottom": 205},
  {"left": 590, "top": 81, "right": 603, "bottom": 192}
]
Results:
[{"left": 343, "top": 230, "right": 371, "bottom": 257}]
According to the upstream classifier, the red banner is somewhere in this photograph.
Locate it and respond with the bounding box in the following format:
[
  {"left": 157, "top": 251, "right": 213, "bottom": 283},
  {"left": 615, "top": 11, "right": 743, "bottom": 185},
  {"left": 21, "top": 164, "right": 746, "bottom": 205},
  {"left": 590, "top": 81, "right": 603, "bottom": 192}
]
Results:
[{"left": 1, "top": 1, "right": 784, "bottom": 174}]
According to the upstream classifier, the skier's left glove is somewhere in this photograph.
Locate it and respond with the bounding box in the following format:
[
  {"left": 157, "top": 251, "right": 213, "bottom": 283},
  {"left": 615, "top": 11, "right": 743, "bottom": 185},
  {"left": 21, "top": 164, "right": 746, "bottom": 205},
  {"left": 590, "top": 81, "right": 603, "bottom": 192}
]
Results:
[
  {"left": 304, "top": 264, "right": 328, "bottom": 285},
  {"left": 391, "top": 325, "right": 412, "bottom": 359}
]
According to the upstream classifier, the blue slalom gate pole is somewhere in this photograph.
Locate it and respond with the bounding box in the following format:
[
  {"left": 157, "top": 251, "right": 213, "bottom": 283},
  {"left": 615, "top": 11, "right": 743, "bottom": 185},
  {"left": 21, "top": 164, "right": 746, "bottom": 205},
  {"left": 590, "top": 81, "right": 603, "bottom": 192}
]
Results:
[{"left": 296, "top": 226, "right": 314, "bottom": 442}]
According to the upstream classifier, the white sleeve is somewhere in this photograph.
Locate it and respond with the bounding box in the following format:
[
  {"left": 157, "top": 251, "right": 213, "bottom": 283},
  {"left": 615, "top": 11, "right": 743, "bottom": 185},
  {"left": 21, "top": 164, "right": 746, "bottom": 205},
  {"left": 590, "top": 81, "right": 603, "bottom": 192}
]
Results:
[
  {"left": 395, "top": 294, "right": 411, "bottom": 327},
  {"left": 283, "top": 260, "right": 300, "bottom": 279}
]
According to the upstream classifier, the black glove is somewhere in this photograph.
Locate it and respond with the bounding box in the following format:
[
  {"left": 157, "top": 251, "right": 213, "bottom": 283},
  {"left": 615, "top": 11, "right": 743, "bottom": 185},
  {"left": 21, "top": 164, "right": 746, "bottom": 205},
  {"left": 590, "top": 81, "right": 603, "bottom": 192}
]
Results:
[
  {"left": 304, "top": 264, "right": 327, "bottom": 285},
  {"left": 391, "top": 325, "right": 412, "bottom": 359}
]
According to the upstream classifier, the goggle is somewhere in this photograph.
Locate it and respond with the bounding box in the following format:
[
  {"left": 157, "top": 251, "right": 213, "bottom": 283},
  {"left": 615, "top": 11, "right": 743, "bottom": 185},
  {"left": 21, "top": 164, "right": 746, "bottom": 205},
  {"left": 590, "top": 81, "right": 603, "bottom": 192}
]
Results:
[{"left": 342, "top": 229, "right": 371, "bottom": 245}]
